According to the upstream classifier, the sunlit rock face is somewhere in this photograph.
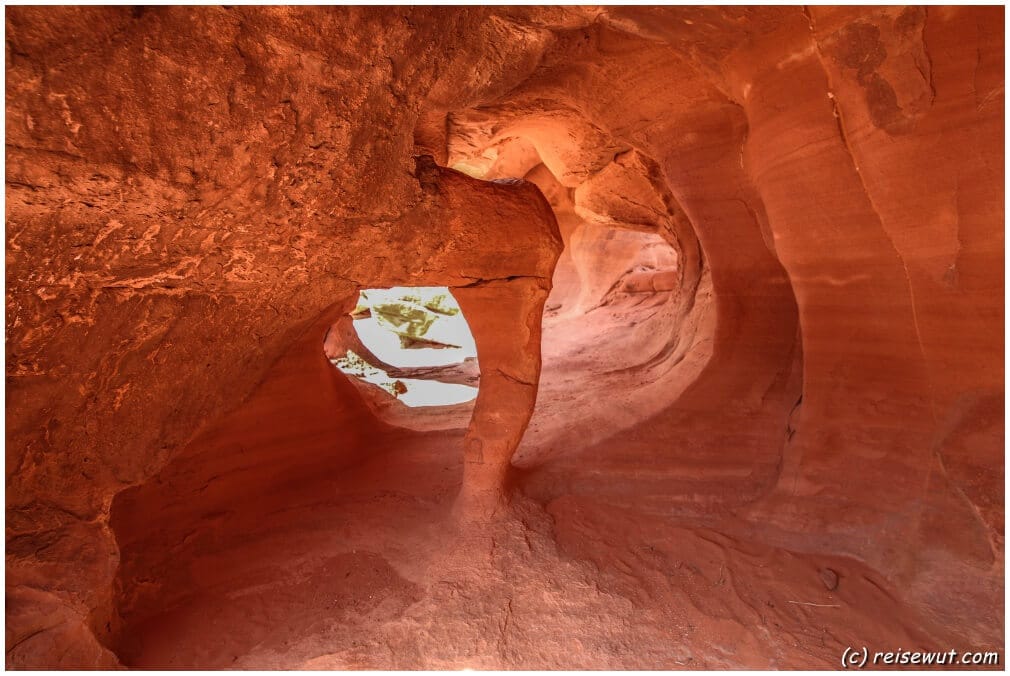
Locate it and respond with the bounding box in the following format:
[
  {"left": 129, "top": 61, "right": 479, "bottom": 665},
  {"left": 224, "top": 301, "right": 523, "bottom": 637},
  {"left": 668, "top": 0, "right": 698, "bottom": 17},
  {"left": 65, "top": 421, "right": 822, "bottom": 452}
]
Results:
[{"left": 5, "top": 6, "right": 1003, "bottom": 669}]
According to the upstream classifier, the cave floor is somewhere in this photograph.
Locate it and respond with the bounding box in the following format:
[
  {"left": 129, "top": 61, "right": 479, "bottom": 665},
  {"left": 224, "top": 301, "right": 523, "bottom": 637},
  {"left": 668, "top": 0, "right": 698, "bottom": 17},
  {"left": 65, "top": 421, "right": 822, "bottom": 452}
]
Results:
[{"left": 112, "top": 429, "right": 955, "bottom": 670}]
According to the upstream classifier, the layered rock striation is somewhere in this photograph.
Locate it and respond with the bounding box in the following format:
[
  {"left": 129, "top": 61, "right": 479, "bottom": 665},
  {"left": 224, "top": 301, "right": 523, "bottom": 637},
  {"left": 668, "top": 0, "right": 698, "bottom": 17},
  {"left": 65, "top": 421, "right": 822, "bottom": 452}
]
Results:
[{"left": 6, "top": 6, "right": 1003, "bottom": 668}]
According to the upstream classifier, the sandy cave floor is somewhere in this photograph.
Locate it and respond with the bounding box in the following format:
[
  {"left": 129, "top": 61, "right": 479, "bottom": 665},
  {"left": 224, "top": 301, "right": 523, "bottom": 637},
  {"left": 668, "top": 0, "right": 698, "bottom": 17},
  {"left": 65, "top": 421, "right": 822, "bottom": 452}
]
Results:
[{"left": 110, "top": 426, "right": 961, "bottom": 670}]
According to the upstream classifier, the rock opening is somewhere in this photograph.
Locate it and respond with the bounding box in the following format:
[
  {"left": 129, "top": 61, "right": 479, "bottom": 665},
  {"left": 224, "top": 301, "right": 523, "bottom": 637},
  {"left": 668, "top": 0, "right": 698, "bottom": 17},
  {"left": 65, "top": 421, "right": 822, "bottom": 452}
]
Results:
[{"left": 328, "top": 287, "right": 480, "bottom": 408}]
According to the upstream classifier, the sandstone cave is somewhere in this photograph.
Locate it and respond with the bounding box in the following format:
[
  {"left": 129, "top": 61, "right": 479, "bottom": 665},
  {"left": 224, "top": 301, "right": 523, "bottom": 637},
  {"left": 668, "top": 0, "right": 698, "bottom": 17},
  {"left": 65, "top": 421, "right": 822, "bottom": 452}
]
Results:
[{"left": 5, "top": 5, "right": 1005, "bottom": 670}]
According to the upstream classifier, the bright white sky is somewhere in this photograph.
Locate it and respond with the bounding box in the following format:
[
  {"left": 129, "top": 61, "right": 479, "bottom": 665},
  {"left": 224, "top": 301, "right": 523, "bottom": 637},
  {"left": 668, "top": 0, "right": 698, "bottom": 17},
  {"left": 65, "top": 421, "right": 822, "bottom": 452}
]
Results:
[
  {"left": 338, "top": 287, "right": 479, "bottom": 407},
  {"left": 353, "top": 287, "right": 478, "bottom": 368}
]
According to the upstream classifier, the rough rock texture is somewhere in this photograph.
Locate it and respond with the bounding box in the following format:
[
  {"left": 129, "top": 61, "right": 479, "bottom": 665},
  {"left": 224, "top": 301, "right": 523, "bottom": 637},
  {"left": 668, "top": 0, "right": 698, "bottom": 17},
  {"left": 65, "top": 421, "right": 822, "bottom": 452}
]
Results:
[{"left": 5, "top": 6, "right": 1003, "bottom": 669}]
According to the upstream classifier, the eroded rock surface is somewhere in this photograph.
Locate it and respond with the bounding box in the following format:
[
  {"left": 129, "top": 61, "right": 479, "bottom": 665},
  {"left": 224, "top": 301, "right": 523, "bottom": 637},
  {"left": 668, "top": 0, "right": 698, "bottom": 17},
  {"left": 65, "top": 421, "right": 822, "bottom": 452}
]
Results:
[{"left": 5, "top": 6, "right": 1003, "bottom": 669}]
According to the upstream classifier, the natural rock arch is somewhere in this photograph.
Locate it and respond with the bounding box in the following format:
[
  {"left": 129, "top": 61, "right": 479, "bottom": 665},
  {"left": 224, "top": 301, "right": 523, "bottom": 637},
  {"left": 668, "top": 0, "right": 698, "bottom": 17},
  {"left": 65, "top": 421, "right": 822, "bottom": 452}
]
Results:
[{"left": 5, "top": 6, "right": 1002, "bottom": 669}]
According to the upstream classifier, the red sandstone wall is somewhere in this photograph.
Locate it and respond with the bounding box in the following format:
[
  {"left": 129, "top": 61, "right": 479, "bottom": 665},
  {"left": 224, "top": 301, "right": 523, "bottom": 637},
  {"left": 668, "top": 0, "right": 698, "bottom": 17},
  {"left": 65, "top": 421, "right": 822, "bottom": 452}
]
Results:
[{"left": 5, "top": 6, "right": 1003, "bottom": 668}]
